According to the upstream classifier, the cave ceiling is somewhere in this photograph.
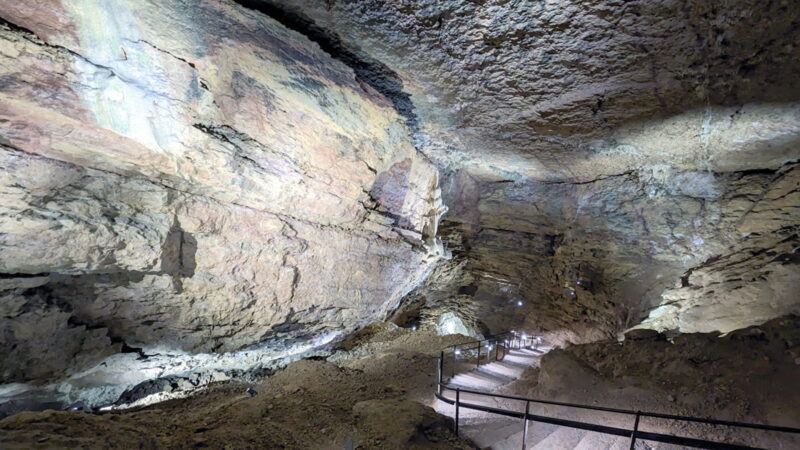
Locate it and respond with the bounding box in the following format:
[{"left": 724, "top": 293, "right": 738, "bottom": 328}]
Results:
[
  {"left": 262, "top": 0, "right": 800, "bottom": 339},
  {"left": 265, "top": 0, "right": 800, "bottom": 180}
]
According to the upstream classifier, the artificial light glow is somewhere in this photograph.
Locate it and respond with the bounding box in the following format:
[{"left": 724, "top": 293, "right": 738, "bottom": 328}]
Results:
[
  {"left": 454, "top": 349, "right": 462, "bottom": 356},
  {"left": 521, "top": 333, "right": 528, "bottom": 340},
  {"left": 516, "top": 300, "right": 524, "bottom": 306},
  {"left": 411, "top": 325, "right": 417, "bottom": 331}
]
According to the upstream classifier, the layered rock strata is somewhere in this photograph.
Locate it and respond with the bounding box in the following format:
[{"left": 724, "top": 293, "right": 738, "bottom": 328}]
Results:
[{"left": 0, "top": 0, "right": 442, "bottom": 407}]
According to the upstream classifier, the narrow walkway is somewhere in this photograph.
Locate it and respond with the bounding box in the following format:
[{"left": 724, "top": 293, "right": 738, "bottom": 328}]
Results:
[
  {"left": 433, "top": 346, "right": 543, "bottom": 449},
  {"left": 434, "top": 338, "right": 800, "bottom": 449},
  {"left": 434, "top": 344, "right": 644, "bottom": 449}
]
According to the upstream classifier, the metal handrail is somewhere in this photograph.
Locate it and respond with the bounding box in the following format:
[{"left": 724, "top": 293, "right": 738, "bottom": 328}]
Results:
[
  {"left": 435, "top": 331, "right": 800, "bottom": 449},
  {"left": 441, "top": 330, "right": 539, "bottom": 379}
]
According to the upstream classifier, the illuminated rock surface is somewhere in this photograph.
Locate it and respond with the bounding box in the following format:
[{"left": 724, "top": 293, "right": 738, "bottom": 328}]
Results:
[
  {"left": 0, "top": 0, "right": 799, "bottom": 424},
  {"left": 0, "top": 0, "right": 442, "bottom": 408},
  {"left": 272, "top": 0, "right": 800, "bottom": 343}
]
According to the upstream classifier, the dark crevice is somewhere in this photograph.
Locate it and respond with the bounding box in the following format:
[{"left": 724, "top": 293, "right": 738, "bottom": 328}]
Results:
[
  {"left": 113, "top": 338, "right": 150, "bottom": 360},
  {"left": 0, "top": 16, "right": 37, "bottom": 37},
  {"left": 231, "top": 1, "right": 422, "bottom": 143},
  {"left": 0, "top": 272, "right": 50, "bottom": 279},
  {"left": 540, "top": 170, "right": 635, "bottom": 186}
]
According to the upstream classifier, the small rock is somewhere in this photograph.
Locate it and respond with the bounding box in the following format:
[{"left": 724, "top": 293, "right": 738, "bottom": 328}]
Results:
[{"left": 624, "top": 329, "right": 663, "bottom": 341}]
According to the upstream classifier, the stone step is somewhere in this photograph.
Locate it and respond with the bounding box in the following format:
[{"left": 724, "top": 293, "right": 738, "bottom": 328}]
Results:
[
  {"left": 530, "top": 426, "right": 587, "bottom": 449},
  {"left": 574, "top": 430, "right": 631, "bottom": 450},
  {"left": 489, "top": 421, "right": 560, "bottom": 450},
  {"left": 437, "top": 340, "right": 552, "bottom": 449}
]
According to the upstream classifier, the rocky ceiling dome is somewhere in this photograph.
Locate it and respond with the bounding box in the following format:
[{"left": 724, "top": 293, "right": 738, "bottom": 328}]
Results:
[
  {"left": 270, "top": 0, "right": 800, "bottom": 179},
  {"left": 0, "top": 0, "right": 798, "bottom": 412}
]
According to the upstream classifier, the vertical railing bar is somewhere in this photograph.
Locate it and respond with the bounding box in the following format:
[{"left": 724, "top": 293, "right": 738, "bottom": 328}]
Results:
[
  {"left": 522, "top": 400, "right": 530, "bottom": 449},
  {"left": 629, "top": 410, "right": 641, "bottom": 450},
  {"left": 455, "top": 388, "right": 461, "bottom": 436},
  {"left": 452, "top": 348, "right": 456, "bottom": 379},
  {"left": 437, "top": 351, "right": 444, "bottom": 395}
]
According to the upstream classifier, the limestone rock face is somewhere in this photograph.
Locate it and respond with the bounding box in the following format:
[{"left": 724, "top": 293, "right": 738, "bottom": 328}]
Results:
[
  {"left": 434, "top": 162, "right": 799, "bottom": 344},
  {"left": 267, "top": 0, "right": 800, "bottom": 179},
  {"left": 271, "top": 0, "right": 800, "bottom": 342},
  {"left": 0, "top": 0, "right": 441, "bottom": 397}
]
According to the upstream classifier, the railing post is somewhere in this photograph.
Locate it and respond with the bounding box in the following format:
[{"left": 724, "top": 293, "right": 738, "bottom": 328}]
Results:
[
  {"left": 455, "top": 388, "right": 461, "bottom": 436},
  {"left": 452, "top": 347, "right": 456, "bottom": 379},
  {"left": 495, "top": 340, "right": 500, "bottom": 360},
  {"left": 437, "top": 351, "right": 444, "bottom": 395},
  {"left": 477, "top": 344, "right": 481, "bottom": 368},
  {"left": 522, "top": 400, "right": 530, "bottom": 449},
  {"left": 629, "top": 411, "right": 641, "bottom": 450}
]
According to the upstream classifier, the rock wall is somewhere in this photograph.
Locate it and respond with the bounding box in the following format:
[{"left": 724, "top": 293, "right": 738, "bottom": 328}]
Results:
[
  {"left": 1, "top": 0, "right": 799, "bottom": 412},
  {"left": 270, "top": 0, "right": 800, "bottom": 343},
  {"left": 0, "top": 0, "right": 442, "bottom": 403},
  {"left": 419, "top": 162, "right": 799, "bottom": 345}
]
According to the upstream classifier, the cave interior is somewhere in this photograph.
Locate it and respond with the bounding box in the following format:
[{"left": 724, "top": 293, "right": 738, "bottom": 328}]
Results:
[{"left": 0, "top": 0, "right": 799, "bottom": 448}]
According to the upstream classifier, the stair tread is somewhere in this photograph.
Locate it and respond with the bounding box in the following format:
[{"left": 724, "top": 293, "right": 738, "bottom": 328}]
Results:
[
  {"left": 437, "top": 337, "right": 552, "bottom": 449},
  {"left": 530, "top": 426, "right": 587, "bottom": 449},
  {"left": 574, "top": 431, "right": 630, "bottom": 450},
  {"left": 490, "top": 422, "right": 560, "bottom": 450}
]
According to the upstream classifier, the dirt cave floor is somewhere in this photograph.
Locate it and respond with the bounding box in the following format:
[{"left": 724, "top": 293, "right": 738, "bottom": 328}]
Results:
[
  {"left": 3, "top": 316, "right": 800, "bottom": 449},
  {"left": 0, "top": 325, "right": 478, "bottom": 449}
]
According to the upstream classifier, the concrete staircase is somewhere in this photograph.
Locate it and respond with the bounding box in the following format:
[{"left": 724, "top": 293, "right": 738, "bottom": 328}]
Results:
[
  {"left": 435, "top": 345, "right": 682, "bottom": 449},
  {"left": 434, "top": 338, "right": 800, "bottom": 449}
]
